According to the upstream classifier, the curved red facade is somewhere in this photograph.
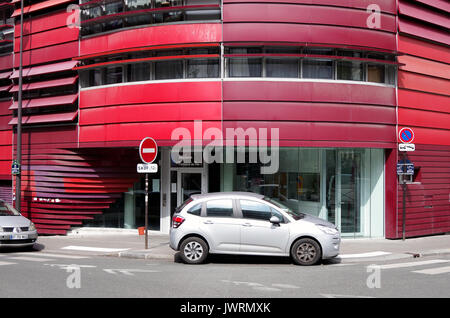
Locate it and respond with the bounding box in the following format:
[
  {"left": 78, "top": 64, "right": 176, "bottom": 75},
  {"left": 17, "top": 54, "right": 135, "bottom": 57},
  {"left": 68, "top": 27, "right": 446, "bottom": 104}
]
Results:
[{"left": 0, "top": 0, "right": 448, "bottom": 238}]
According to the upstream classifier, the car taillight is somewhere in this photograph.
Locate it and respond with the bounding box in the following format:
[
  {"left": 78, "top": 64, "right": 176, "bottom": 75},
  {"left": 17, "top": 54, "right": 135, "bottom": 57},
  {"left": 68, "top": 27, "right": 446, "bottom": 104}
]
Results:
[{"left": 172, "top": 215, "right": 185, "bottom": 228}]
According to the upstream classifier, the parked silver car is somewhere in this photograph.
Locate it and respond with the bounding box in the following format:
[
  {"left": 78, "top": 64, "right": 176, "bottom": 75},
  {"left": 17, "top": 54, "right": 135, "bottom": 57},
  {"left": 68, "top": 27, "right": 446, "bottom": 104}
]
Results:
[
  {"left": 0, "top": 200, "right": 38, "bottom": 248},
  {"left": 170, "top": 192, "right": 340, "bottom": 265}
]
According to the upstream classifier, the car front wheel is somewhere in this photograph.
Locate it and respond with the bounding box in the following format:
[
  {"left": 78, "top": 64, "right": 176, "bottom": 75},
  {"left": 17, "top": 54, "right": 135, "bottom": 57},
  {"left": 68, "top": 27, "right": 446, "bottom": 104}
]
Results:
[
  {"left": 291, "top": 238, "right": 321, "bottom": 266},
  {"left": 179, "top": 237, "right": 208, "bottom": 264}
]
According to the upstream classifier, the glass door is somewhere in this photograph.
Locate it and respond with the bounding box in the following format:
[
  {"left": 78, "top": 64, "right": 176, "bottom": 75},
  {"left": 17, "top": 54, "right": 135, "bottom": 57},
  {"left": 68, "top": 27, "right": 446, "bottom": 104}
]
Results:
[
  {"left": 337, "top": 150, "right": 362, "bottom": 236},
  {"left": 177, "top": 171, "right": 202, "bottom": 207},
  {"left": 326, "top": 150, "right": 362, "bottom": 237}
]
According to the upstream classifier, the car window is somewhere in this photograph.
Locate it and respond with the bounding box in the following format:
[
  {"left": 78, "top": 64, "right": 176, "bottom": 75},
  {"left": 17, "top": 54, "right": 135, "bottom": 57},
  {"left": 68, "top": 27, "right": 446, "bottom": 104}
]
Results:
[
  {"left": 0, "top": 201, "right": 20, "bottom": 216},
  {"left": 206, "top": 199, "right": 233, "bottom": 217},
  {"left": 240, "top": 199, "right": 284, "bottom": 222},
  {"left": 187, "top": 203, "right": 202, "bottom": 216}
]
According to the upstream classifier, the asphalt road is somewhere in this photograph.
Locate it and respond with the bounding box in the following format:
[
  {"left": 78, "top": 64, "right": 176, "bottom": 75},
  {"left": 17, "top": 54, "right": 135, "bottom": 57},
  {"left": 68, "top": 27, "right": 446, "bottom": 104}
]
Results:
[{"left": 0, "top": 247, "right": 449, "bottom": 299}]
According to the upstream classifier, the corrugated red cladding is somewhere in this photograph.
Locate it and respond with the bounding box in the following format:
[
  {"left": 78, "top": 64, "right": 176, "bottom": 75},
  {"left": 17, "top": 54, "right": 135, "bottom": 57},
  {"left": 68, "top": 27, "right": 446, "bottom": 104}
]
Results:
[{"left": 395, "top": 0, "right": 450, "bottom": 238}]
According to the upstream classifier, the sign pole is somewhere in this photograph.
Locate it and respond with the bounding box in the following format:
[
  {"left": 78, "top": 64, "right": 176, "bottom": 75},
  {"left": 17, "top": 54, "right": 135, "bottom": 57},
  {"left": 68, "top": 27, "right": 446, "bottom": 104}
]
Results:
[
  {"left": 145, "top": 173, "right": 149, "bottom": 249},
  {"left": 401, "top": 152, "right": 407, "bottom": 241}
]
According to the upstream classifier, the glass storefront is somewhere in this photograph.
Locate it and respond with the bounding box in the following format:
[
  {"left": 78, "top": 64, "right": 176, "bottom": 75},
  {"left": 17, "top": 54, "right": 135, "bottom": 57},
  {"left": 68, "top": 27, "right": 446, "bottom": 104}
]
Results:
[{"left": 221, "top": 147, "right": 385, "bottom": 238}]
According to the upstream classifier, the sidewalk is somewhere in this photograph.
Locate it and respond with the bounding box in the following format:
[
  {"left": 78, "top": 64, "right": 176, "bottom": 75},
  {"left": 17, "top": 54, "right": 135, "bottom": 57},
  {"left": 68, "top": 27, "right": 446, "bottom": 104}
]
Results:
[{"left": 36, "top": 228, "right": 450, "bottom": 263}]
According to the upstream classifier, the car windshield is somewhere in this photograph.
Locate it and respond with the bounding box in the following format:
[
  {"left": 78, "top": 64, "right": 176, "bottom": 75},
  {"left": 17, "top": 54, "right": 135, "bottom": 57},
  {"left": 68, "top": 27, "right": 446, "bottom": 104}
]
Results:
[
  {"left": 0, "top": 201, "right": 20, "bottom": 216},
  {"left": 263, "top": 197, "right": 305, "bottom": 220}
]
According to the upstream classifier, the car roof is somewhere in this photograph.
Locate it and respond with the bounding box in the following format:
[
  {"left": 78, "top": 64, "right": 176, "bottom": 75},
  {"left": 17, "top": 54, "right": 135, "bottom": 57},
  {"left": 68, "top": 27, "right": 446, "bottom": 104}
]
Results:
[{"left": 190, "top": 191, "right": 264, "bottom": 201}]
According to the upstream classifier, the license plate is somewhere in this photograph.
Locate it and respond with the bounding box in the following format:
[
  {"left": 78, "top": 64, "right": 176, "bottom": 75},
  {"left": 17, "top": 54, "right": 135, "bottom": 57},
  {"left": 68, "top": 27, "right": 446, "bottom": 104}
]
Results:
[{"left": 10, "top": 234, "right": 27, "bottom": 240}]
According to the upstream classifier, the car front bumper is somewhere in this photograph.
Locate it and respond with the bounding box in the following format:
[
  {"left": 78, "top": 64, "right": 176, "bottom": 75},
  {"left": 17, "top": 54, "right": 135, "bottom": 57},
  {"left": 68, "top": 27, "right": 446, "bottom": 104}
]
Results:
[{"left": 0, "top": 231, "right": 38, "bottom": 247}]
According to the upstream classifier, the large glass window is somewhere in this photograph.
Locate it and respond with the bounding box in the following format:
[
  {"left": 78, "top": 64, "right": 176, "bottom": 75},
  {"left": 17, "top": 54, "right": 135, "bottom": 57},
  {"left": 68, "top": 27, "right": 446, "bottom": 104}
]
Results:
[
  {"left": 302, "top": 59, "right": 333, "bottom": 79},
  {"left": 127, "top": 62, "right": 151, "bottom": 82},
  {"left": 266, "top": 58, "right": 299, "bottom": 78},
  {"left": 187, "top": 59, "right": 219, "bottom": 78},
  {"left": 154, "top": 60, "right": 183, "bottom": 80},
  {"left": 337, "top": 61, "right": 364, "bottom": 81},
  {"left": 367, "top": 64, "right": 385, "bottom": 83},
  {"left": 104, "top": 66, "right": 123, "bottom": 84}
]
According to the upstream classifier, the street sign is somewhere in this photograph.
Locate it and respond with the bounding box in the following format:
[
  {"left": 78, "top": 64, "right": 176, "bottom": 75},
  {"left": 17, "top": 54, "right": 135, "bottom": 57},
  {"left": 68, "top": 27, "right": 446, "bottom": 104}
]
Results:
[
  {"left": 139, "top": 137, "right": 158, "bottom": 164},
  {"left": 397, "top": 159, "right": 414, "bottom": 175},
  {"left": 137, "top": 163, "right": 158, "bottom": 174},
  {"left": 399, "top": 143, "right": 415, "bottom": 152},
  {"left": 398, "top": 127, "right": 415, "bottom": 144},
  {"left": 11, "top": 160, "right": 20, "bottom": 175}
]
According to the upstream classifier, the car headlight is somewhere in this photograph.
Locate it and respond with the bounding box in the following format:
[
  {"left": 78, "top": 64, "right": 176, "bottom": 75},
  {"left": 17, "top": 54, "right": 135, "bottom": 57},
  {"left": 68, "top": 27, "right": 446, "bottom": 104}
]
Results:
[
  {"left": 29, "top": 222, "right": 36, "bottom": 231},
  {"left": 317, "top": 224, "right": 339, "bottom": 235}
]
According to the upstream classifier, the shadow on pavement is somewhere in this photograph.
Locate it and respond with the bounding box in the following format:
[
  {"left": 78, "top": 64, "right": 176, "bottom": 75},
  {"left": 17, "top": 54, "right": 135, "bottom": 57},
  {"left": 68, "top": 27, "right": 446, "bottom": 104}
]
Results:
[
  {"left": 0, "top": 242, "right": 45, "bottom": 253},
  {"left": 174, "top": 252, "right": 342, "bottom": 266}
]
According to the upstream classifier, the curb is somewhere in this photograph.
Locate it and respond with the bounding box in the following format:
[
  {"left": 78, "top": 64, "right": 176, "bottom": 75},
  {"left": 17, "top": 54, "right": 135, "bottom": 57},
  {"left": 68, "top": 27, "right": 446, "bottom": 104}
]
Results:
[{"left": 114, "top": 250, "right": 174, "bottom": 260}]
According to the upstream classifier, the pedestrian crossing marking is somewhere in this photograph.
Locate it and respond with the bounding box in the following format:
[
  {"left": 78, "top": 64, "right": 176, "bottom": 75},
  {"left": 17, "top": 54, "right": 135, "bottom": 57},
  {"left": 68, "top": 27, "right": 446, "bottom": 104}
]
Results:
[
  {"left": 9, "top": 256, "right": 54, "bottom": 262},
  {"left": 15, "top": 252, "right": 88, "bottom": 259},
  {"left": 62, "top": 246, "right": 129, "bottom": 253},
  {"left": 412, "top": 265, "right": 450, "bottom": 275},
  {"left": 0, "top": 261, "right": 17, "bottom": 266},
  {"left": 377, "top": 259, "right": 449, "bottom": 270}
]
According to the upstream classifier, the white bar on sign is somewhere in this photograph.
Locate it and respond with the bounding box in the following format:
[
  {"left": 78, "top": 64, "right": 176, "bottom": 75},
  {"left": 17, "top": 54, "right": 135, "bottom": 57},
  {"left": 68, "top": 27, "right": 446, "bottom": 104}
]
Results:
[
  {"left": 399, "top": 143, "right": 415, "bottom": 151},
  {"left": 143, "top": 148, "right": 156, "bottom": 153}
]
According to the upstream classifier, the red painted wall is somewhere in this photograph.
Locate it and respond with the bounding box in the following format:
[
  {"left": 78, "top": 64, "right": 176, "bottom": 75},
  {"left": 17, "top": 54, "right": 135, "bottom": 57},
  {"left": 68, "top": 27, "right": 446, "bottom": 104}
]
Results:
[{"left": 394, "top": 0, "right": 450, "bottom": 238}]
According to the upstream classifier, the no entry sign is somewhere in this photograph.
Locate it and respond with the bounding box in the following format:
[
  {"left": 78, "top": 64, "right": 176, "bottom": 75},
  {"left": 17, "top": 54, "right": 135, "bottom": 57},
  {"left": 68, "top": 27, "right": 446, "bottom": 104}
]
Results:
[
  {"left": 399, "top": 127, "right": 415, "bottom": 144},
  {"left": 139, "top": 137, "right": 158, "bottom": 164}
]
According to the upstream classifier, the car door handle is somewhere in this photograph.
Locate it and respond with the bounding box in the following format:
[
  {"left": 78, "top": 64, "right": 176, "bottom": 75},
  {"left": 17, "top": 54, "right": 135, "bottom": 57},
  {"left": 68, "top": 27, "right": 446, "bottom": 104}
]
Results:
[
  {"left": 242, "top": 223, "right": 252, "bottom": 227},
  {"left": 203, "top": 220, "right": 214, "bottom": 224}
]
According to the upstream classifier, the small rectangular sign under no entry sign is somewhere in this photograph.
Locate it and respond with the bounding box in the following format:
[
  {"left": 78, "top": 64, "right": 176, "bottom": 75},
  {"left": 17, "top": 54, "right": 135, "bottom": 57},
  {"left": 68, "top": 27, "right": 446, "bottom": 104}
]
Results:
[{"left": 137, "top": 163, "right": 158, "bottom": 173}]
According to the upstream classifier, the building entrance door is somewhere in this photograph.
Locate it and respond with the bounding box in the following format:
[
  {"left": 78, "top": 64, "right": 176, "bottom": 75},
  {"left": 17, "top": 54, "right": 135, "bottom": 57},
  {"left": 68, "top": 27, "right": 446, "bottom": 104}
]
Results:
[{"left": 326, "top": 150, "right": 362, "bottom": 237}]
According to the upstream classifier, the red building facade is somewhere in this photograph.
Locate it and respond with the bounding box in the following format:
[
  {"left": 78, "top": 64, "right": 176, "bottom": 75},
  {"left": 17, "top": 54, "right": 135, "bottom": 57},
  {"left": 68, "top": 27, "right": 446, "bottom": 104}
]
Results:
[{"left": 0, "top": 0, "right": 448, "bottom": 238}]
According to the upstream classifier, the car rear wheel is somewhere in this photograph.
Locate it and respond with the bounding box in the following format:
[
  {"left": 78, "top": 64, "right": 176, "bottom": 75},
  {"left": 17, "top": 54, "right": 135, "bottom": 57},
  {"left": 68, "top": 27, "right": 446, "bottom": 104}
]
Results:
[
  {"left": 291, "top": 238, "right": 321, "bottom": 266},
  {"left": 180, "top": 237, "right": 208, "bottom": 264}
]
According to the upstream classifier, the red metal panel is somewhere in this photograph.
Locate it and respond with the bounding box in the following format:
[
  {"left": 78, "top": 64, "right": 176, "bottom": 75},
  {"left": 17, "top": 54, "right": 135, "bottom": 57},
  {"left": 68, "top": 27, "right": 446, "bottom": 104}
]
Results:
[
  {"left": 399, "top": 1, "right": 449, "bottom": 29},
  {"left": 398, "top": 70, "right": 450, "bottom": 96},
  {"left": 10, "top": 76, "right": 78, "bottom": 92},
  {"left": 0, "top": 146, "right": 12, "bottom": 160},
  {"left": 397, "top": 126, "right": 450, "bottom": 146},
  {"left": 0, "top": 115, "right": 12, "bottom": 130},
  {"left": 80, "top": 81, "right": 222, "bottom": 108},
  {"left": 16, "top": 41, "right": 79, "bottom": 67},
  {"left": 398, "top": 35, "right": 450, "bottom": 64},
  {"left": 0, "top": 130, "right": 11, "bottom": 145},
  {"left": 9, "top": 94, "right": 78, "bottom": 110},
  {"left": 9, "top": 111, "right": 77, "bottom": 125},
  {"left": 222, "top": 0, "right": 397, "bottom": 14},
  {"left": 11, "top": 0, "right": 75, "bottom": 17},
  {"left": 223, "top": 81, "right": 396, "bottom": 106},
  {"left": 398, "top": 18, "right": 450, "bottom": 46},
  {"left": 15, "top": 10, "right": 74, "bottom": 37},
  {"left": 399, "top": 108, "right": 450, "bottom": 130},
  {"left": 223, "top": 3, "right": 396, "bottom": 33},
  {"left": 414, "top": 0, "right": 450, "bottom": 13},
  {"left": 398, "top": 55, "right": 450, "bottom": 80},
  {"left": 223, "top": 101, "right": 396, "bottom": 124},
  {"left": 79, "top": 121, "right": 222, "bottom": 143},
  {"left": 80, "top": 23, "right": 222, "bottom": 56},
  {"left": 80, "top": 102, "right": 222, "bottom": 126},
  {"left": 222, "top": 121, "right": 396, "bottom": 144},
  {"left": 223, "top": 23, "right": 396, "bottom": 51},
  {"left": 0, "top": 54, "right": 12, "bottom": 71},
  {"left": 11, "top": 60, "right": 78, "bottom": 79},
  {"left": 398, "top": 89, "right": 450, "bottom": 114},
  {"left": 14, "top": 27, "right": 79, "bottom": 52}
]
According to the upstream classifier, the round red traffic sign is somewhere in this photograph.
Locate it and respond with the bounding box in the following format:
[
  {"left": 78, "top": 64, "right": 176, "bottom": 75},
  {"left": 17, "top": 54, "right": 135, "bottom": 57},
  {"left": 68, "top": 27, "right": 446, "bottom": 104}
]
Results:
[
  {"left": 398, "top": 127, "right": 415, "bottom": 144},
  {"left": 139, "top": 137, "right": 158, "bottom": 163}
]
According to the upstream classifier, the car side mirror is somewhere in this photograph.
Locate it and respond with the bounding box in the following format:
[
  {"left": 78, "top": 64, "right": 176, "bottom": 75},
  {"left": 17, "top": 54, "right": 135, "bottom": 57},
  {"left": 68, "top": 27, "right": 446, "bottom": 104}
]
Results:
[{"left": 270, "top": 216, "right": 281, "bottom": 226}]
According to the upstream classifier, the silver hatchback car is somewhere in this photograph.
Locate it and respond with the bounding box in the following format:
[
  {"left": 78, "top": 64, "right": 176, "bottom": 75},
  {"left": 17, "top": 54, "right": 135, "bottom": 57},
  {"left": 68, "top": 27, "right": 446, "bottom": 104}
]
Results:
[
  {"left": 0, "top": 200, "right": 38, "bottom": 248},
  {"left": 170, "top": 192, "right": 340, "bottom": 265}
]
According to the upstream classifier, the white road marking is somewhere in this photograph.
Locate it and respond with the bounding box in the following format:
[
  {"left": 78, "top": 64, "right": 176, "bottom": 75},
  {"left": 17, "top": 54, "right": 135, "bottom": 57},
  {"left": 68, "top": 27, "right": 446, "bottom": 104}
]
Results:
[
  {"left": 412, "top": 265, "right": 450, "bottom": 275},
  {"left": 0, "top": 261, "right": 17, "bottom": 266},
  {"left": 377, "top": 259, "right": 449, "bottom": 269},
  {"left": 338, "top": 251, "right": 391, "bottom": 259},
  {"left": 62, "top": 246, "right": 129, "bottom": 253},
  {"left": 14, "top": 252, "right": 89, "bottom": 259},
  {"left": 321, "top": 293, "right": 375, "bottom": 298},
  {"left": 44, "top": 264, "right": 97, "bottom": 269},
  {"left": 103, "top": 269, "right": 160, "bottom": 276},
  {"left": 9, "top": 256, "right": 53, "bottom": 262}
]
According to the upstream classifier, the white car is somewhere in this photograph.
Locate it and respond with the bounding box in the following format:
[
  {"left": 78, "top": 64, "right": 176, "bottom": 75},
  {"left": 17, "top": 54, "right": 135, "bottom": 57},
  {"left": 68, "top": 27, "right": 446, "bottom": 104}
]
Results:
[
  {"left": 0, "top": 200, "right": 38, "bottom": 248},
  {"left": 170, "top": 192, "right": 340, "bottom": 265}
]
